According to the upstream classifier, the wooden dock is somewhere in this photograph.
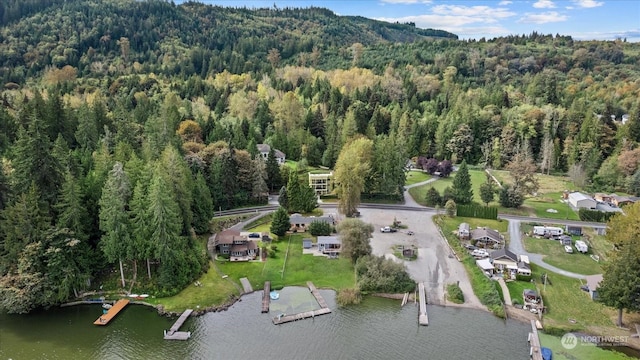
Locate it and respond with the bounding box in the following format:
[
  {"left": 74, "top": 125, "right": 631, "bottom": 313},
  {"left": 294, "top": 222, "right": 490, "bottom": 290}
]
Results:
[
  {"left": 262, "top": 281, "right": 271, "bottom": 313},
  {"left": 528, "top": 319, "right": 544, "bottom": 360},
  {"left": 164, "top": 309, "right": 193, "bottom": 340},
  {"left": 272, "top": 308, "right": 331, "bottom": 325},
  {"left": 240, "top": 277, "right": 253, "bottom": 293},
  {"left": 94, "top": 299, "right": 129, "bottom": 325},
  {"left": 307, "top": 281, "right": 329, "bottom": 308},
  {"left": 401, "top": 292, "right": 409, "bottom": 307},
  {"left": 272, "top": 282, "right": 332, "bottom": 325},
  {"left": 418, "top": 282, "right": 429, "bottom": 326}
]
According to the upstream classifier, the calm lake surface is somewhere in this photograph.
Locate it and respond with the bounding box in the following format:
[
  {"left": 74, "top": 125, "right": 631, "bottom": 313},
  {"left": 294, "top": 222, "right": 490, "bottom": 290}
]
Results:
[{"left": 0, "top": 288, "right": 532, "bottom": 360}]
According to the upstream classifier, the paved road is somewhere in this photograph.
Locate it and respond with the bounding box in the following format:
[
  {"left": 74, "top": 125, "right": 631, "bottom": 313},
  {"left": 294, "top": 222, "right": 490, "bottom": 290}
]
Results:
[{"left": 508, "top": 219, "right": 587, "bottom": 279}]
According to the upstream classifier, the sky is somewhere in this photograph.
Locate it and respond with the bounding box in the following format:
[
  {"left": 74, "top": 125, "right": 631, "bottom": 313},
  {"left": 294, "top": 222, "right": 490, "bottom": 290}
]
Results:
[{"left": 179, "top": 0, "right": 640, "bottom": 42}]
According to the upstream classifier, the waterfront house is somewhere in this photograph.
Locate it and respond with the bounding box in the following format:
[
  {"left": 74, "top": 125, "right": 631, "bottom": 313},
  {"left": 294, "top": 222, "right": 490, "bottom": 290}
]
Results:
[
  {"left": 476, "top": 258, "right": 494, "bottom": 276},
  {"left": 213, "top": 229, "right": 261, "bottom": 261},
  {"left": 317, "top": 236, "right": 341, "bottom": 256},
  {"left": 491, "top": 248, "right": 519, "bottom": 279}
]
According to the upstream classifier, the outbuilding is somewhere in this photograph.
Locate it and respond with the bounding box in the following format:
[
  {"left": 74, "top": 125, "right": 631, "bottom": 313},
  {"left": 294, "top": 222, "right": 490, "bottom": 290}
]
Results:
[{"left": 568, "top": 192, "right": 597, "bottom": 210}]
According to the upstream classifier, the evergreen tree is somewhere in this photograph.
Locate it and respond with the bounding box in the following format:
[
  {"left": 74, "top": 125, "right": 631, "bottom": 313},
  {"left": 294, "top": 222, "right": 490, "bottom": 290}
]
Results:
[
  {"left": 278, "top": 186, "right": 288, "bottom": 210},
  {"left": 499, "top": 184, "right": 524, "bottom": 208},
  {"left": 451, "top": 160, "right": 473, "bottom": 204},
  {"left": 12, "top": 113, "right": 63, "bottom": 208},
  {"left": 0, "top": 164, "right": 10, "bottom": 211},
  {"left": 270, "top": 206, "right": 290, "bottom": 238},
  {"left": 479, "top": 174, "right": 496, "bottom": 206},
  {"left": 250, "top": 158, "right": 269, "bottom": 203},
  {"left": 598, "top": 244, "right": 640, "bottom": 327},
  {"left": 265, "top": 147, "right": 282, "bottom": 191},
  {"left": 299, "top": 184, "right": 318, "bottom": 213},
  {"left": 219, "top": 145, "right": 239, "bottom": 210},
  {"left": 158, "top": 146, "right": 193, "bottom": 234},
  {"left": 191, "top": 171, "right": 214, "bottom": 235},
  {"left": 286, "top": 170, "right": 302, "bottom": 212},
  {"left": 54, "top": 171, "right": 88, "bottom": 240},
  {"left": 425, "top": 187, "right": 442, "bottom": 207},
  {"left": 98, "top": 162, "right": 131, "bottom": 288}
]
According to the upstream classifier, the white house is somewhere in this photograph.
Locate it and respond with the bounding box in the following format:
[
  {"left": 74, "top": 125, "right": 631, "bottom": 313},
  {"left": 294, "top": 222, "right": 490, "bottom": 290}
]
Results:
[
  {"left": 458, "top": 223, "right": 470, "bottom": 240},
  {"left": 568, "top": 192, "right": 597, "bottom": 210},
  {"left": 257, "top": 144, "right": 286, "bottom": 165}
]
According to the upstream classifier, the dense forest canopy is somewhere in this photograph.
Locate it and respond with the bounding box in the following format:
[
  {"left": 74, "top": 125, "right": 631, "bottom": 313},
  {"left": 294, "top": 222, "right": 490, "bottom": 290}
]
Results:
[{"left": 1, "top": 0, "right": 640, "bottom": 313}]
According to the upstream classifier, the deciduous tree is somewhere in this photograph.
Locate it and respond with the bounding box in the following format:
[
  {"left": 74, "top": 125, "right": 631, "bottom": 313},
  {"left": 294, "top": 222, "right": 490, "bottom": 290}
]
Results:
[
  {"left": 337, "top": 218, "right": 373, "bottom": 264},
  {"left": 334, "top": 137, "right": 373, "bottom": 217}
]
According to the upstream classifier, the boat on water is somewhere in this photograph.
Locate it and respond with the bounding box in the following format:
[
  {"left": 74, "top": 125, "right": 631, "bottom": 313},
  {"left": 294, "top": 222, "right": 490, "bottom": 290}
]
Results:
[
  {"left": 270, "top": 291, "right": 280, "bottom": 300},
  {"left": 102, "top": 303, "right": 113, "bottom": 310}
]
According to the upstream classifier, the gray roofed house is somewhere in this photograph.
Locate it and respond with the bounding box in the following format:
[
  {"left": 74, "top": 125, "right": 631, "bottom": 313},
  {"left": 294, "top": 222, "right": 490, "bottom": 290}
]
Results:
[
  {"left": 317, "top": 236, "right": 341, "bottom": 254},
  {"left": 491, "top": 248, "right": 519, "bottom": 279},
  {"left": 257, "top": 144, "right": 286, "bottom": 165},
  {"left": 471, "top": 227, "right": 502, "bottom": 248},
  {"left": 289, "top": 213, "right": 335, "bottom": 232}
]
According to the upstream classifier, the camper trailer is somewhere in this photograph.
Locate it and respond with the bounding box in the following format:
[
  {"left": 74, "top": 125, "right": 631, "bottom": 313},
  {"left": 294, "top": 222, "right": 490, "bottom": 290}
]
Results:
[
  {"left": 533, "top": 226, "right": 564, "bottom": 237},
  {"left": 575, "top": 240, "right": 589, "bottom": 253}
]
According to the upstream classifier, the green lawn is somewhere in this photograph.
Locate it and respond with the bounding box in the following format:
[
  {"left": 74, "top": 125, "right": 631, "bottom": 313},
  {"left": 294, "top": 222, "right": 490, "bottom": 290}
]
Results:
[
  {"left": 538, "top": 332, "right": 634, "bottom": 360},
  {"left": 216, "top": 233, "right": 355, "bottom": 292},
  {"left": 505, "top": 279, "right": 539, "bottom": 307},
  {"left": 409, "top": 169, "right": 488, "bottom": 206},
  {"left": 522, "top": 236, "right": 604, "bottom": 275},
  {"left": 150, "top": 261, "right": 241, "bottom": 312},
  {"left": 404, "top": 170, "right": 430, "bottom": 186},
  {"left": 523, "top": 192, "right": 580, "bottom": 221}
]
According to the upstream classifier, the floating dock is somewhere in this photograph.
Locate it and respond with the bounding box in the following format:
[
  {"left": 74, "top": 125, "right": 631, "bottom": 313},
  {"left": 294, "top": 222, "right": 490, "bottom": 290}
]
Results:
[
  {"left": 94, "top": 299, "right": 129, "bottom": 325},
  {"left": 164, "top": 309, "right": 193, "bottom": 340},
  {"left": 272, "top": 281, "right": 331, "bottom": 325},
  {"left": 528, "top": 319, "right": 544, "bottom": 360},
  {"left": 262, "top": 281, "right": 271, "bottom": 313},
  {"left": 418, "top": 283, "right": 429, "bottom": 326}
]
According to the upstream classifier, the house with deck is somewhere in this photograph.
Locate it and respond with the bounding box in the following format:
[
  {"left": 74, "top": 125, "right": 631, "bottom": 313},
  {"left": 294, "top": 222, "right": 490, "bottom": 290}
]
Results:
[
  {"left": 491, "top": 248, "right": 519, "bottom": 279},
  {"left": 213, "top": 229, "right": 263, "bottom": 261},
  {"left": 471, "top": 227, "right": 503, "bottom": 249},
  {"left": 309, "top": 172, "right": 334, "bottom": 196},
  {"left": 317, "top": 236, "right": 341, "bottom": 256}
]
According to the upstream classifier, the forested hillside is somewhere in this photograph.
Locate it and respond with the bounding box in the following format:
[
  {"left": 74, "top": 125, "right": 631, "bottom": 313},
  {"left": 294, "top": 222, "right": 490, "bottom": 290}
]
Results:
[{"left": 1, "top": 0, "right": 640, "bottom": 313}]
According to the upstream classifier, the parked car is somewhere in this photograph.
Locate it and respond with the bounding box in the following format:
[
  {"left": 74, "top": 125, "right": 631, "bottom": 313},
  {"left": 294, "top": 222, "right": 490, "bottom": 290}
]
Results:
[
  {"left": 464, "top": 244, "right": 477, "bottom": 251},
  {"left": 407, "top": 230, "right": 415, "bottom": 235},
  {"left": 380, "top": 226, "right": 397, "bottom": 233},
  {"left": 472, "top": 249, "right": 489, "bottom": 258},
  {"left": 564, "top": 245, "right": 573, "bottom": 253}
]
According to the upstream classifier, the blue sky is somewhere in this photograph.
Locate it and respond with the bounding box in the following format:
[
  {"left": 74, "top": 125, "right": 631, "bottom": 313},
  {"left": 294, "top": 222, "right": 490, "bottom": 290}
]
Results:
[{"left": 180, "top": 1, "right": 640, "bottom": 41}]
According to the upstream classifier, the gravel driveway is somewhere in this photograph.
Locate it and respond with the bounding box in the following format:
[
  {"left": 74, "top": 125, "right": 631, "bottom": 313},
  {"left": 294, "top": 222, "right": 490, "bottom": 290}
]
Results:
[{"left": 357, "top": 208, "right": 485, "bottom": 310}]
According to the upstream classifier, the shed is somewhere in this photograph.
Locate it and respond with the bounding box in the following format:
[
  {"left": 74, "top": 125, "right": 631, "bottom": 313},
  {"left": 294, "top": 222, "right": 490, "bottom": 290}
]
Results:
[
  {"left": 568, "top": 192, "right": 597, "bottom": 210},
  {"left": 476, "top": 258, "right": 494, "bottom": 275},
  {"left": 302, "top": 239, "right": 313, "bottom": 249},
  {"left": 565, "top": 225, "right": 582, "bottom": 236},
  {"left": 523, "top": 289, "right": 541, "bottom": 304},
  {"left": 585, "top": 274, "right": 603, "bottom": 300},
  {"left": 402, "top": 248, "right": 415, "bottom": 258}
]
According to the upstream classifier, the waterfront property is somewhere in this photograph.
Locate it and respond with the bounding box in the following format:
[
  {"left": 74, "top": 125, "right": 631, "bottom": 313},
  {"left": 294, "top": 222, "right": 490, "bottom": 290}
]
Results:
[
  {"left": 289, "top": 213, "right": 336, "bottom": 233},
  {"left": 163, "top": 309, "right": 193, "bottom": 340},
  {"left": 272, "top": 282, "right": 332, "bottom": 325},
  {"left": 317, "top": 236, "right": 341, "bottom": 256},
  {"left": 471, "top": 227, "right": 502, "bottom": 249},
  {"left": 212, "top": 229, "right": 265, "bottom": 261}
]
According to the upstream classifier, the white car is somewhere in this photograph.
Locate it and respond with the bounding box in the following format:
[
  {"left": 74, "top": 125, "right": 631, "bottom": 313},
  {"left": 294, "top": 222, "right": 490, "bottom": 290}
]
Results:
[
  {"left": 564, "top": 245, "right": 573, "bottom": 253},
  {"left": 472, "top": 249, "right": 489, "bottom": 258}
]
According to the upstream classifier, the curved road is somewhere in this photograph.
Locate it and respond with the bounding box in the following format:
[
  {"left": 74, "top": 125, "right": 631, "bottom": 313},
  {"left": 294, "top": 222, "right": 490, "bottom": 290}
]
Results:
[{"left": 508, "top": 219, "right": 587, "bottom": 279}]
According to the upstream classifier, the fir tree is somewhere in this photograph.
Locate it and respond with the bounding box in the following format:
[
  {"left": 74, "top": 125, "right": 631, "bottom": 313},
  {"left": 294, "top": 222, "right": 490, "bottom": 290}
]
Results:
[
  {"left": 270, "top": 206, "right": 290, "bottom": 238},
  {"left": 451, "top": 160, "right": 473, "bottom": 204}
]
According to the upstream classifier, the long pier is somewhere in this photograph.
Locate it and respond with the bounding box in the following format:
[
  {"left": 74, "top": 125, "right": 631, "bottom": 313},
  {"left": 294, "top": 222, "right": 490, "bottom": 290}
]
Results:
[
  {"left": 272, "top": 282, "right": 331, "bottom": 325},
  {"left": 418, "top": 283, "right": 429, "bottom": 326},
  {"left": 528, "top": 319, "right": 544, "bottom": 360},
  {"left": 262, "top": 281, "right": 271, "bottom": 313},
  {"left": 164, "top": 309, "right": 193, "bottom": 340},
  {"left": 93, "top": 299, "right": 129, "bottom": 325}
]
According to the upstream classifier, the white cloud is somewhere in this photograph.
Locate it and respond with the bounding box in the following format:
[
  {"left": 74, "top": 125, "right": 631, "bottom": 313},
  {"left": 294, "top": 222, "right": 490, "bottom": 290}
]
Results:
[
  {"left": 498, "top": 1, "right": 512, "bottom": 5},
  {"left": 518, "top": 11, "right": 568, "bottom": 24},
  {"left": 430, "top": 4, "right": 516, "bottom": 19},
  {"left": 572, "top": 0, "right": 603, "bottom": 8},
  {"left": 572, "top": 29, "right": 640, "bottom": 41},
  {"left": 533, "top": 0, "right": 556, "bottom": 9},
  {"left": 379, "top": 0, "right": 432, "bottom": 4}
]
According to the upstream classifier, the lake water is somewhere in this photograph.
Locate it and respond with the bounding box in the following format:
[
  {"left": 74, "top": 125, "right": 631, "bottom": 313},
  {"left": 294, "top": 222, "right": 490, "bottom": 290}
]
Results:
[{"left": 0, "top": 288, "right": 532, "bottom": 360}]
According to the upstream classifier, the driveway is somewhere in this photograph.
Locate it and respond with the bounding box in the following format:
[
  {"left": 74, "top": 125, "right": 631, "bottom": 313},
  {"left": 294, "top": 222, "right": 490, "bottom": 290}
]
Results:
[
  {"left": 359, "top": 207, "right": 485, "bottom": 310},
  {"left": 508, "top": 219, "right": 586, "bottom": 279}
]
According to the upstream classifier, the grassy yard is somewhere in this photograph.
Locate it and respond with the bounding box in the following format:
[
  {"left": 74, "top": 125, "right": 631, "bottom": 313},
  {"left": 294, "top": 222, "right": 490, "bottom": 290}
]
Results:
[
  {"left": 505, "top": 279, "right": 539, "bottom": 307},
  {"left": 522, "top": 236, "right": 604, "bottom": 275},
  {"left": 409, "top": 169, "right": 490, "bottom": 206},
  {"left": 538, "top": 332, "right": 634, "bottom": 360},
  {"left": 216, "top": 233, "right": 355, "bottom": 292},
  {"left": 150, "top": 261, "right": 241, "bottom": 312},
  {"left": 405, "top": 170, "right": 430, "bottom": 185}
]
